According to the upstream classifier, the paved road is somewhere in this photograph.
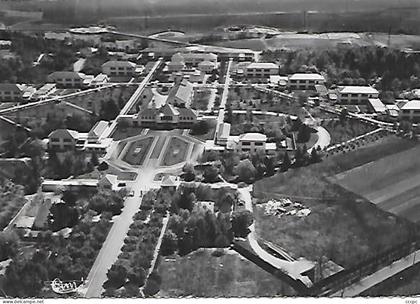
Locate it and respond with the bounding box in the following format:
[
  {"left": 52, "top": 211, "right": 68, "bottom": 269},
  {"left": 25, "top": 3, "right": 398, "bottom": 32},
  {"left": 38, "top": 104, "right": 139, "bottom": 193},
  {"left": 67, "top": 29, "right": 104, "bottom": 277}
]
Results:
[
  {"left": 100, "top": 59, "right": 162, "bottom": 140},
  {"left": 238, "top": 186, "right": 314, "bottom": 287},
  {"left": 214, "top": 59, "right": 233, "bottom": 139},
  {"left": 307, "top": 126, "right": 331, "bottom": 153},
  {"left": 82, "top": 169, "right": 155, "bottom": 297}
]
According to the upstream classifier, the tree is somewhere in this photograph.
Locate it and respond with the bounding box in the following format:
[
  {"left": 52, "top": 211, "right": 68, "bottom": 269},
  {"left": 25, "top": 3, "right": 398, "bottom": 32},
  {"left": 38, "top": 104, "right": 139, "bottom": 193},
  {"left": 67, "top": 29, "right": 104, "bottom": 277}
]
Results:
[
  {"left": 297, "top": 124, "right": 312, "bottom": 143},
  {"left": 105, "top": 264, "right": 127, "bottom": 289},
  {"left": 190, "top": 120, "right": 210, "bottom": 135},
  {"left": 231, "top": 210, "right": 253, "bottom": 238},
  {"left": 143, "top": 275, "right": 161, "bottom": 297},
  {"left": 310, "top": 148, "right": 321, "bottom": 163},
  {"left": 203, "top": 165, "right": 219, "bottom": 183},
  {"left": 281, "top": 152, "right": 291, "bottom": 171},
  {"left": 160, "top": 231, "right": 178, "bottom": 256},
  {"left": 235, "top": 159, "right": 256, "bottom": 183},
  {"left": 182, "top": 163, "right": 196, "bottom": 182},
  {"left": 127, "top": 266, "right": 146, "bottom": 287},
  {"left": 0, "top": 231, "right": 18, "bottom": 261}
]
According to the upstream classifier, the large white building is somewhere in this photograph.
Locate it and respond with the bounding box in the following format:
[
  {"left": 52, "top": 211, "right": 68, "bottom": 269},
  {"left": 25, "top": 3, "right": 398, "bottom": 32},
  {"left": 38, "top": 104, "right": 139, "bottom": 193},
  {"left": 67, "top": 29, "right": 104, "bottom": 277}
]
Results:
[
  {"left": 288, "top": 73, "right": 326, "bottom": 90},
  {"left": 47, "top": 71, "right": 91, "bottom": 88},
  {"left": 102, "top": 60, "right": 137, "bottom": 77},
  {"left": 134, "top": 103, "right": 197, "bottom": 128},
  {"left": 171, "top": 52, "right": 217, "bottom": 67},
  {"left": 338, "top": 86, "right": 379, "bottom": 104},
  {"left": 245, "top": 63, "right": 279, "bottom": 78},
  {"left": 400, "top": 100, "right": 420, "bottom": 122}
]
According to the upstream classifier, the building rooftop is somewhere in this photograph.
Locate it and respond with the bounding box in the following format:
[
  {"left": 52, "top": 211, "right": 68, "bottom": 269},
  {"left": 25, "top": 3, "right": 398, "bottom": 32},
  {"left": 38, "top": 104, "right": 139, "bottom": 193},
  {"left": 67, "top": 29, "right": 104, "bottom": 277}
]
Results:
[
  {"left": 48, "top": 128, "right": 80, "bottom": 139},
  {"left": 239, "top": 133, "right": 267, "bottom": 142},
  {"left": 0, "top": 83, "right": 22, "bottom": 92},
  {"left": 247, "top": 62, "right": 278, "bottom": 69},
  {"left": 102, "top": 60, "right": 136, "bottom": 68},
  {"left": 340, "top": 86, "right": 379, "bottom": 95},
  {"left": 48, "top": 71, "right": 86, "bottom": 80},
  {"left": 89, "top": 120, "right": 109, "bottom": 139},
  {"left": 368, "top": 98, "right": 387, "bottom": 113},
  {"left": 289, "top": 73, "right": 325, "bottom": 81},
  {"left": 401, "top": 100, "right": 420, "bottom": 110}
]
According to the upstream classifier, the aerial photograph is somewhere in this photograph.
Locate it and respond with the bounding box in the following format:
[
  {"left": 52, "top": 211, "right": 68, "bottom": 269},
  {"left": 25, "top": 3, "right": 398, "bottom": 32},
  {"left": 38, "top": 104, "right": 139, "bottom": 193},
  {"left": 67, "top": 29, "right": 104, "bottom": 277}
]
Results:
[{"left": 0, "top": 0, "right": 419, "bottom": 301}]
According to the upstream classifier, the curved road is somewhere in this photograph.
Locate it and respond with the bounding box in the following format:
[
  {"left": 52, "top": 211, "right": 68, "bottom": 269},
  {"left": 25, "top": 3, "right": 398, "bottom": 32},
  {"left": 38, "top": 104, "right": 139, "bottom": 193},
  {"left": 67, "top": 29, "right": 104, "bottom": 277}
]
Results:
[
  {"left": 238, "top": 186, "right": 314, "bottom": 287},
  {"left": 308, "top": 126, "right": 331, "bottom": 153}
]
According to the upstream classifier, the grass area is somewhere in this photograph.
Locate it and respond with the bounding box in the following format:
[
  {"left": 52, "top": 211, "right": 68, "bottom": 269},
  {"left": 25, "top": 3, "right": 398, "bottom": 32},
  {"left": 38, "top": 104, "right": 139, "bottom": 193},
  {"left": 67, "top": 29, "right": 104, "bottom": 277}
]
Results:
[
  {"left": 321, "top": 118, "right": 377, "bottom": 144},
  {"left": 157, "top": 249, "right": 297, "bottom": 297},
  {"left": 252, "top": 136, "right": 418, "bottom": 268},
  {"left": 191, "top": 89, "right": 212, "bottom": 111},
  {"left": 161, "top": 137, "right": 189, "bottom": 166},
  {"left": 122, "top": 137, "right": 153, "bottom": 166}
]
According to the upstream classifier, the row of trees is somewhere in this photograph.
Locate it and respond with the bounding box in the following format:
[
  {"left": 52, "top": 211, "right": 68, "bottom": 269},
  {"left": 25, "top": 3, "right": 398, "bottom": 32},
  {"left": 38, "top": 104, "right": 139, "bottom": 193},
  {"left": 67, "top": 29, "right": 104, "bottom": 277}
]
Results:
[{"left": 103, "top": 190, "right": 167, "bottom": 297}]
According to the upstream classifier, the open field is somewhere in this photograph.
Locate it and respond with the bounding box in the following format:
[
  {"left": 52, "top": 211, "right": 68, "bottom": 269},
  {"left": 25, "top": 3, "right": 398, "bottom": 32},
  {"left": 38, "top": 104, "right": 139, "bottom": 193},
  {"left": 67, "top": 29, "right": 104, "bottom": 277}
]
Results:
[
  {"left": 330, "top": 145, "right": 420, "bottom": 223},
  {"left": 161, "top": 137, "right": 190, "bottom": 166},
  {"left": 157, "top": 249, "right": 296, "bottom": 297},
  {"left": 253, "top": 136, "right": 418, "bottom": 268},
  {"left": 121, "top": 137, "right": 154, "bottom": 166}
]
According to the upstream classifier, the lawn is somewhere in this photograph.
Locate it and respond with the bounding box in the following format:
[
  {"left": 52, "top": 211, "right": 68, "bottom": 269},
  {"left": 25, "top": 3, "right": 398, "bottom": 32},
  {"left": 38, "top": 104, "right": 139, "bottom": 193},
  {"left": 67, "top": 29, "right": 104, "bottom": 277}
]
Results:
[
  {"left": 157, "top": 249, "right": 297, "bottom": 297},
  {"left": 161, "top": 137, "right": 190, "bottom": 166},
  {"left": 320, "top": 118, "right": 377, "bottom": 144},
  {"left": 252, "top": 136, "right": 418, "bottom": 269},
  {"left": 122, "top": 137, "right": 154, "bottom": 166}
]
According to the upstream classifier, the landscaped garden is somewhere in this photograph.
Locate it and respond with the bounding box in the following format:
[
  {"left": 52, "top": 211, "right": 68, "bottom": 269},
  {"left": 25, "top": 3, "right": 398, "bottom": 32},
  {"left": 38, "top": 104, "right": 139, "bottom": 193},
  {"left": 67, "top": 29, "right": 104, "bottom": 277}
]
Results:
[
  {"left": 102, "top": 189, "right": 170, "bottom": 298},
  {"left": 161, "top": 137, "right": 190, "bottom": 166},
  {"left": 122, "top": 137, "right": 154, "bottom": 166}
]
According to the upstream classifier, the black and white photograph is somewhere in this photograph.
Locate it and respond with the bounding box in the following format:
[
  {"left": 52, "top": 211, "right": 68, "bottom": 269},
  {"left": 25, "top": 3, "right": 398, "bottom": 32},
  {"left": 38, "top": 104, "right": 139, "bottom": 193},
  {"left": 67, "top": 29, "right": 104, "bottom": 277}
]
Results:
[{"left": 0, "top": 0, "right": 419, "bottom": 302}]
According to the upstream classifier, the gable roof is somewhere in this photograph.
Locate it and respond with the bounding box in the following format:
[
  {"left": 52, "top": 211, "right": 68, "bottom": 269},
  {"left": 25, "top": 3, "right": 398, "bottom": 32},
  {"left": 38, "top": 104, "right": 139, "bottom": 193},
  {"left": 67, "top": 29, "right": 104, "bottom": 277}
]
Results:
[
  {"left": 48, "top": 71, "right": 85, "bottom": 80},
  {"left": 401, "top": 100, "right": 420, "bottom": 110},
  {"left": 178, "top": 107, "right": 197, "bottom": 118},
  {"left": 246, "top": 62, "right": 278, "bottom": 69},
  {"left": 174, "top": 81, "right": 193, "bottom": 103},
  {"left": 239, "top": 133, "right": 267, "bottom": 142},
  {"left": 102, "top": 60, "right": 136, "bottom": 68},
  {"left": 160, "top": 103, "right": 179, "bottom": 116},
  {"left": 48, "top": 128, "right": 80, "bottom": 139},
  {"left": 340, "top": 86, "right": 379, "bottom": 95},
  {"left": 88, "top": 120, "right": 108, "bottom": 139},
  {"left": 0, "top": 83, "right": 22, "bottom": 92},
  {"left": 289, "top": 73, "right": 325, "bottom": 81}
]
